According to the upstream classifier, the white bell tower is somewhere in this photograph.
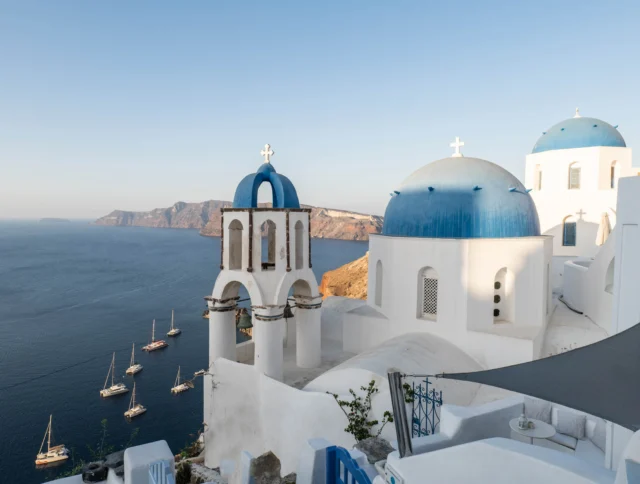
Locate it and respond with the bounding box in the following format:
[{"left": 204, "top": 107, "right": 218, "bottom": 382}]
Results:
[{"left": 205, "top": 144, "right": 322, "bottom": 383}]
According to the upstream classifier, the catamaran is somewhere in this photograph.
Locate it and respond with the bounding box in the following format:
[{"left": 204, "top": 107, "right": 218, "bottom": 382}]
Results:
[
  {"left": 35, "top": 415, "right": 69, "bottom": 466},
  {"left": 124, "top": 382, "right": 147, "bottom": 419},
  {"left": 194, "top": 369, "right": 206, "bottom": 377},
  {"left": 141, "top": 319, "right": 168, "bottom": 352},
  {"left": 100, "top": 352, "right": 129, "bottom": 397},
  {"left": 125, "top": 343, "right": 143, "bottom": 375},
  {"left": 167, "top": 309, "right": 181, "bottom": 337},
  {"left": 170, "top": 366, "right": 192, "bottom": 394}
]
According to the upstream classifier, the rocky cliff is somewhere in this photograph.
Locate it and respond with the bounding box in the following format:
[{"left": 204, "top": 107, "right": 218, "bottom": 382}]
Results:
[
  {"left": 319, "top": 252, "right": 369, "bottom": 300},
  {"left": 95, "top": 201, "right": 383, "bottom": 241}
]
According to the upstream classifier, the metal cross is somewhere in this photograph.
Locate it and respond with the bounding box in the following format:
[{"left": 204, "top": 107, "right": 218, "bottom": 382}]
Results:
[
  {"left": 450, "top": 137, "right": 464, "bottom": 158},
  {"left": 576, "top": 208, "right": 586, "bottom": 220},
  {"left": 574, "top": 107, "right": 581, "bottom": 118},
  {"left": 260, "top": 144, "right": 274, "bottom": 164}
]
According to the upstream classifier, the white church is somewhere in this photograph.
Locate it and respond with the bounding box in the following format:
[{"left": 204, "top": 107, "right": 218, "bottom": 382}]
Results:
[{"left": 51, "top": 112, "right": 640, "bottom": 484}]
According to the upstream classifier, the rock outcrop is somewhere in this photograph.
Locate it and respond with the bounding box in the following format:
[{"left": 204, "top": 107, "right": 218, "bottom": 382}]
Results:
[
  {"left": 95, "top": 201, "right": 382, "bottom": 241},
  {"left": 319, "top": 252, "right": 369, "bottom": 300}
]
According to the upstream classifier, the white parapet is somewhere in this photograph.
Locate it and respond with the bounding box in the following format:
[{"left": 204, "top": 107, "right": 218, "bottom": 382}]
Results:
[{"left": 125, "top": 440, "right": 174, "bottom": 484}]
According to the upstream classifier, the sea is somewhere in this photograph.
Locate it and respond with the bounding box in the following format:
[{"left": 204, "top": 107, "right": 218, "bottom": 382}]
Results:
[{"left": 0, "top": 221, "right": 368, "bottom": 484}]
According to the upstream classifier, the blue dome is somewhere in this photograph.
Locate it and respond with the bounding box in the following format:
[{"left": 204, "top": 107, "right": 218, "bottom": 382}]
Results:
[
  {"left": 532, "top": 116, "right": 625, "bottom": 153},
  {"left": 383, "top": 157, "right": 541, "bottom": 239},
  {"left": 233, "top": 163, "right": 300, "bottom": 209}
]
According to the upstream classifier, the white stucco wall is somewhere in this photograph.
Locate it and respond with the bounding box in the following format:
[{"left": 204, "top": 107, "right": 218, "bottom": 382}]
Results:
[
  {"left": 525, "top": 146, "right": 633, "bottom": 262},
  {"left": 562, "top": 233, "right": 615, "bottom": 333},
  {"left": 349, "top": 235, "right": 552, "bottom": 369}
]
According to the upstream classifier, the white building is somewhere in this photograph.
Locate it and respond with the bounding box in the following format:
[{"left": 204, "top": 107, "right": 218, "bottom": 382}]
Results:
[{"left": 524, "top": 109, "right": 635, "bottom": 289}]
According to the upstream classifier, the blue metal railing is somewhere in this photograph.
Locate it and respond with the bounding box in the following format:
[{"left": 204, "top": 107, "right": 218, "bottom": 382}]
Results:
[
  {"left": 411, "top": 377, "right": 442, "bottom": 437},
  {"left": 149, "top": 459, "right": 175, "bottom": 484},
  {"left": 326, "top": 446, "right": 371, "bottom": 484}
]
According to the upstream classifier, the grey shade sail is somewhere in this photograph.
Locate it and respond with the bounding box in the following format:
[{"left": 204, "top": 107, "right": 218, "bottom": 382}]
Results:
[{"left": 437, "top": 322, "right": 640, "bottom": 431}]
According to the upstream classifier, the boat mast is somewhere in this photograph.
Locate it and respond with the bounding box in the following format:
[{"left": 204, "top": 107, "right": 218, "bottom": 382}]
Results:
[
  {"left": 130, "top": 383, "right": 136, "bottom": 410},
  {"left": 103, "top": 353, "right": 114, "bottom": 390},
  {"left": 175, "top": 366, "right": 180, "bottom": 386},
  {"left": 130, "top": 343, "right": 135, "bottom": 367},
  {"left": 38, "top": 415, "right": 51, "bottom": 454},
  {"left": 171, "top": 309, "right": 174, "bottom": 330},
  {"left": 111, "top": 353, "right": 115, "bottom": 387},
  {"left": 48, "top": 414, "right": 52, "bottom": 452},
  {"left": 152, "top": 319, "right": 156, "bottom": 343}
]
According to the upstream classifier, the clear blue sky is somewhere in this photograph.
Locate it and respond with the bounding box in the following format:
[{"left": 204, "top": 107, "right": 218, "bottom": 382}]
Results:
[{"left": 1, "top": 0, "right": 639, "bottom": 219}]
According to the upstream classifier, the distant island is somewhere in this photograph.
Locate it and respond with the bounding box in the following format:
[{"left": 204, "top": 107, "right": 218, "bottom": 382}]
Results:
[
  {"left": 39, "top": 218, "right": 71, "bottom": 223},
  {"left": 95, "top": 200, "right": 383, "bottom": 241}
]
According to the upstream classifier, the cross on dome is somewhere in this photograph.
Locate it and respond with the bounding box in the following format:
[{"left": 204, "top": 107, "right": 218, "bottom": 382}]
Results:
[
  {"left": 574, "top": 108, "right": 581, "bottom": 118},
  {"left": 260, "top": 144, "right": 274, "bottom": 164},
  {"left": 450, "top": 137, "right": 465, "bottom": 158},
  {"left": 576, "top": 208, "right": 586, "bottom": 220}
]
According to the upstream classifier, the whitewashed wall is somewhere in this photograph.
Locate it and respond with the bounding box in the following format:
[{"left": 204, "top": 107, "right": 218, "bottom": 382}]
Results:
[{"left": 350, "top": 235, "right": 552, "bottom": 369}]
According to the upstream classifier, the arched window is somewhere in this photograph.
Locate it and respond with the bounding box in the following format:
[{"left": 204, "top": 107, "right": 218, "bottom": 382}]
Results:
[
  {"left": 493, "top": 267, "right": 514, "bottom": 323},
  {"left": 418, "top": 267, "right": 438, "bottom": 319},
  {"left": 375, "top": 260, "right": 383, "bottom": 307},
  {"left": 261, "top": 220, "right": 276, "bottom": 271},
  {"left": 605, "top": 257, "right": 615, "bottom": 294},
  {"left": 610, "top": 161, "right": 618, "bottom": 189},
  {"left": 562, "top": 215, "right": 577, "bottom": 247},
  {"left": 568, "top": 162, "right": 581, "bottom": 189},
  {"left": 534, "top": 164, "right": 542, "bottom": 190},
  {"left": 295, "top": 220, "right": 304, "bottom": 270},
  {"left": 228, "top": 220, "right": 243, "bottom": 270}
]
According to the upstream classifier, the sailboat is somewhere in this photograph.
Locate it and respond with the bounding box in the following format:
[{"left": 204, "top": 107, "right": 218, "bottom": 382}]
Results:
[
  {"left": 194, "top": 369, "right": 206, "bottom": 377},
  {"left": 125, "top": 343, "right": 143, "bottom": 375},
  {"left": 35, "top": 415, "right": 69, "bottom": 465},
  {"left": 100, "top": 352, "right": 129, "bottom": 397},
  {"left": 141, "top": 319, "right": 168, "bottom": 352},
  {"left": 124, "top": 383, "right": 147, "bottom": 419},
  {"left": 170, "top": 366, "right": 191, "bottom": 394},
  {"left": 167, "top": 309, "right": 181, "bottom": 337}
]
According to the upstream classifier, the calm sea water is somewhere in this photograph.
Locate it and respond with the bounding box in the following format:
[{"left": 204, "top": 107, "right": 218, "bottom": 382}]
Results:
[{"left": 0, "top": 221, "right": 368, "bottom": 484}]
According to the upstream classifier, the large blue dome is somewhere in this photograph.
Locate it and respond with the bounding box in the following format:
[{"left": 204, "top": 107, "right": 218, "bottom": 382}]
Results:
[
  {"left": 233, "top": 163, "right": 300, "bottom": 209},
  {"left": 383, "top": 157, "right": 541, "bottom": 239},
  {"left": 532, "top": 116, "right": 625, "bottom": 154}
]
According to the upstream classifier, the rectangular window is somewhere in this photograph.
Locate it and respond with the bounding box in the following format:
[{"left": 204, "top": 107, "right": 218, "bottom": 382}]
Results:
[
  {"left": 422, "top": 277, "right": 438, "bottom": 316},
  {"left": 534, "top": 165, "right": 542, "bottom": 190},
  {"left": 569, "top": 167, "right": 581, "bottom": 189},
  {"left": 563, "top": 222, "right": 577, "bottom": 246}
]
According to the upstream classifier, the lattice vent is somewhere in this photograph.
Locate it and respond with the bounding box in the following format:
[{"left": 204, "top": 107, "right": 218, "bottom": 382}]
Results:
[{"left": 422, "top": 277, "right": 438, "bottom": 316}]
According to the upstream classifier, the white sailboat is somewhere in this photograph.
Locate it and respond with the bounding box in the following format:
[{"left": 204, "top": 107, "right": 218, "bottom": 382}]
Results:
[
  {"left": 35, "top": 415, "right": 69, "bottom": 465},
  {"left": 124, "top": 382, "right": 147, "bottom": 419},
  {"left": 167, "top": 309, "right": 181, "bottom": 337},
  {"left": 141, "top": 319, "right": 168, "bottom": 352},
  {"left": 126, "top": 343, "right": 143, "bottom": 375},
  {"left": 100, "top": 352, "right": 129, "bottom": 397},
  {"left": 170, "top": 366, "right": 191, "bottom": 394}
]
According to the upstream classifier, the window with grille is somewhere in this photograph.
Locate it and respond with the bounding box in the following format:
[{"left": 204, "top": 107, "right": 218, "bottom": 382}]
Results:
[
  {"left": 563, "top": 221, "right": 577, "bottom": 246},
  {"left": 422, "top": 277, "right": 438, "bottom": 316},
  {"left": 569, "top": 165, "right": 581, "bottom": 189}
]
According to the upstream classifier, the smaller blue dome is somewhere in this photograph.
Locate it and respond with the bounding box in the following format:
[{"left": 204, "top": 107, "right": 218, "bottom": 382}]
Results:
[
  {"left": 383, "top": 157, "right": 540, "bottom": 239},
  {"left": 532, "top": 116, "right": 625, "bottom": 153},
  {"left": 233, "top": 163, "right": 300, "bottom": 209}
]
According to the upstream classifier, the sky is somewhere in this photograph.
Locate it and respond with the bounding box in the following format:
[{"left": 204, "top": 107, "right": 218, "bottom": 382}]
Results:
[{"left": 1, "top": 0, "right": 639, "bottom": 219}]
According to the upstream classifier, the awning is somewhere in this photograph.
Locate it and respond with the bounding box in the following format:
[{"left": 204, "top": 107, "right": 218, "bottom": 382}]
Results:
[{"left": 438, "top": 323, "right": 640, "bottom": 430}]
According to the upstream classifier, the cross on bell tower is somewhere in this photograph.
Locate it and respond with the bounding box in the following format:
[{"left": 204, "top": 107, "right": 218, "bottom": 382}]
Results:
[
  {"left": 260, "top": 144, "right": 274, "bottom": 164},
  {"left": 450, "top": 137, "right": 465, "bottom": 158}
]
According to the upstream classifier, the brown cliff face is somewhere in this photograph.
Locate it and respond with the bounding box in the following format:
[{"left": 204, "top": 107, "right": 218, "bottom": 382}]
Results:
[
  {"left": 319, "top": 253, "right": 369, "bottom": 300},
  {"left": 95, "top": 202, "right": 383, "bottom": 241}
]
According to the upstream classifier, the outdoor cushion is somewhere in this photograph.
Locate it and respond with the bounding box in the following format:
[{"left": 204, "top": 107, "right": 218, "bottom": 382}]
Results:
[
  {"left": 574, "top": 439, "right": 605, "bottom": 465},
  {"left": 555, "top": 408, "right": 586, "bottom": 440},
  {"left": 548, "top": 432, "right": 578, "bottom": 450},
  {"left": 591, "top": 419, "right": 607, "bottom": 453},
  {"left": 524, "top": 397, "right": 552, "bottom": 424}
]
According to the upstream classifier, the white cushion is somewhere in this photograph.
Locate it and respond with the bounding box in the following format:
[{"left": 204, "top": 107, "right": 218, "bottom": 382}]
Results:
[
  {"left": 524, "top": 397, "right": 551, "bottom": 424},
  {"left": 548, "top": 432, "right": 578, "bottom": 450},
  {"left": 574, "top": 438, "right": 605, "bottom": 465},
  {"left": 590, "top": 418, "right": 607, "bottom": 453},
  {"left": 555, "top": 408, "right": 586, "bottom": 440}
]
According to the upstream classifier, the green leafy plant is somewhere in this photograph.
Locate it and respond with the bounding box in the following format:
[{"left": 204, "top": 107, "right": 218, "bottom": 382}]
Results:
[
  {"left": 329, "top": 380, "right": 393, "bottom": 442},
  {"left": 176, "top": 461, "right": 192, "bottom": 484}
]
